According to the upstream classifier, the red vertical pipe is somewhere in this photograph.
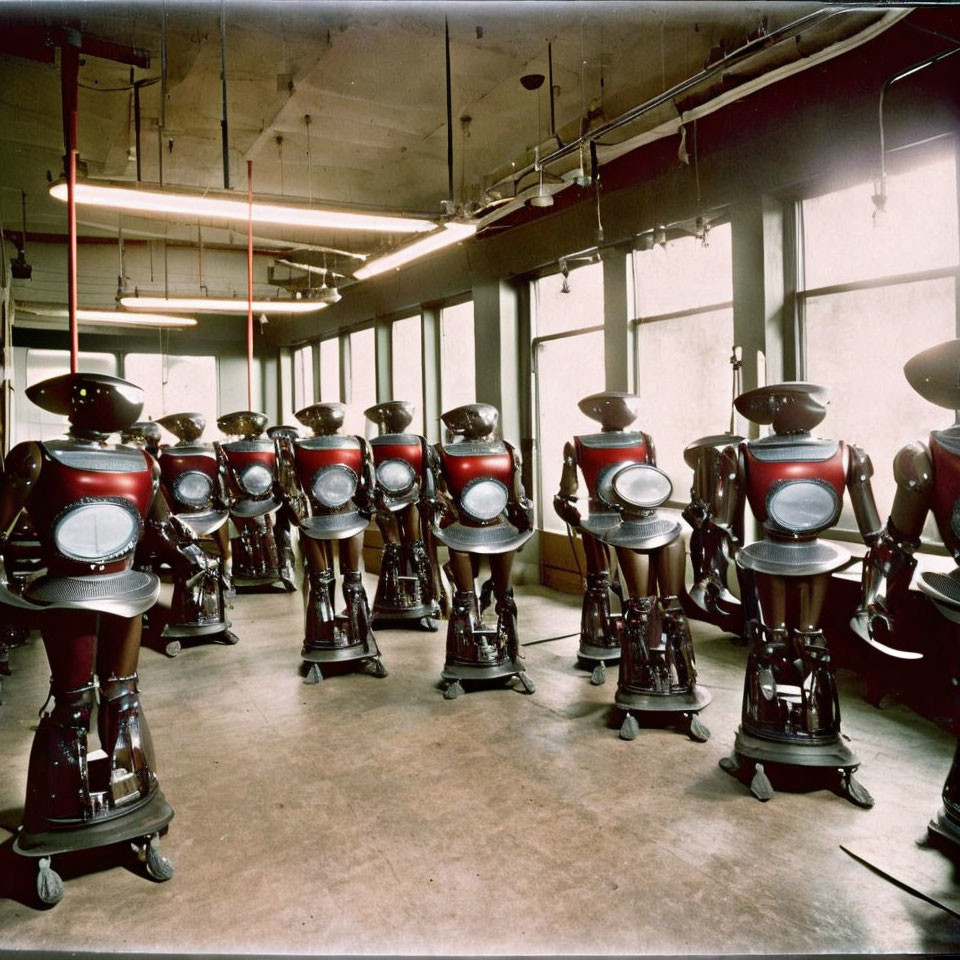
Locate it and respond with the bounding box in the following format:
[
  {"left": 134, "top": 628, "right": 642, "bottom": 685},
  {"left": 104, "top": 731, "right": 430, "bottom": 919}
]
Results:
[
  {"left": 68, "top": 110, "right": 78, "bottom": 373},
  {"left": 246, "top": 159, "right": 254, "bottom": 410}
]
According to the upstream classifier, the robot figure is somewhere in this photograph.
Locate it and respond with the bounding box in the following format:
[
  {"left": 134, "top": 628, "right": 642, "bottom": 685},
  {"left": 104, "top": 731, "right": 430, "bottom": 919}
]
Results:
[
  {"left": 0, "top": 373, "right": 201, "bottom": 904},
  {"left": 554, "top": 391, "right": 651, "bottom": 685},
  {"left": 594, "top": 444, "right": 712, "bottom": 742},
  {"left": 281, "top": 402, "right": 386, "bottom": 683},
  {"left": 855, "top": 339, "right": 960, "bottom": 849},
  {"left": 216, "top": 411, "right": 295, "bottom": 592},
  {"left": 365, "top": 400, "right": 443, "bottom": 631},
  {"left": 704, "top": 382, "right": 882, "bottom": 805},
  {"left": 151, "top": 412, "right": 237, "bottom": 656},
  {"left": 266, "top": 424, "right": 301, "bottom": 587},
  {"left": 428, "top": 403, "right": 535, "bottom": 699}
]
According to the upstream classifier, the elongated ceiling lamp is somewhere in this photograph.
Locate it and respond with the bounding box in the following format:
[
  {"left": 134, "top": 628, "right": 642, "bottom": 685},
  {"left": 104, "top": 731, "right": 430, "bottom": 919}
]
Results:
[
  {"left": 17, "top": 305, "right": 197, "bottom": 327},
  {"left": 49, "top": 180, "right": 435, "bottom": 234},
  {"left": 120, "top": 295, "right": 328, "bottom": 314},
  {"left": 353, "top": 222, "right": 476, "bottom": 281}
]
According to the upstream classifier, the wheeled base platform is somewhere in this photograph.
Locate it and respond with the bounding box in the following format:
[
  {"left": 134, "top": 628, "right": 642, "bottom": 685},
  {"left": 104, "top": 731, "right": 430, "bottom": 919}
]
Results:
[
  {"left": 13, "top": 789, "right": 174, "bottom": 906},
  {"left": 441, "top": 660, "right": 535, "bottom": 699},
  {"left": 928, "top": 807, "right": 960, "bottom": 853},
  {"left": 160, "top": 620, "right": 238, "bottom": 658},
  {"left": 301, "top": 633, "right": 387, "bottom": 684},
  {"left": 718, "top": 727, "right": 873, "bottom": 806},
  {"left": 371, "top": 604, "right": 439, "bottom": 632},
  {"left": 615, "top": 685, "right": 712, "bottom": 742},
  {"left": 233, "top": 573, "right": 296, "bottom": 593}
]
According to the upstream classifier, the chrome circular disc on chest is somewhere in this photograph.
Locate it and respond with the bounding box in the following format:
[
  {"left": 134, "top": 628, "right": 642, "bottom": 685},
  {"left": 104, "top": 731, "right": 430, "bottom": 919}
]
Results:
[
  {"left": 376, "top": 458, "right": 416, "bottom": 495},
  {"left": 239, "top": 463, "right": 273, "bottom": 496},
  {"left": 53, "top": 497, "right": 141, "bottom": 562},
  {"left": 311, "top": 464, "right": 358, "bottom": 508},
  {"left": 595, "top": 460, "right": 639, "bottom": 508},
  {"left": 460, "top": 477, "right": 509, "bottom": 523},
  {"left": 173, "top": 470, "right": 213, "bottom": 508},
  {"left": 611, "top": 463, "right": 672, "bottom": 510},
  {"left": 766, "top": 478, "right": 840, "bottom": 534}
]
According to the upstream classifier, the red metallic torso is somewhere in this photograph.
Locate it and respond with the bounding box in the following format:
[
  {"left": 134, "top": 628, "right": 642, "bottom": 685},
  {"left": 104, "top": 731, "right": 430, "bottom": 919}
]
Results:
[
  {"left": 743, "top": 440, "right": 847, "bottom": 526},
  {"left": 575, "top": 432, "right": 650, "bottom": 501},
  {"left": 30, "top": 442, "right": 154, "bottom": 575},
  {"left": 929, "top": 432, "right": 960, "bottom": 556},
  {"left": 370, "top": 435, "right": 424, "bottom": 478},
  {"left": 438, "top": 442, "right": 514, "bottom": 500},
  {"left": 294, "top": 436, "right": 364, "bottom": 513},
  {"left": 159, "top": 447, "right": 219, "bottom": 511},
  {"left": 221, "top": 441, "right": 277, "bottom": 475}
]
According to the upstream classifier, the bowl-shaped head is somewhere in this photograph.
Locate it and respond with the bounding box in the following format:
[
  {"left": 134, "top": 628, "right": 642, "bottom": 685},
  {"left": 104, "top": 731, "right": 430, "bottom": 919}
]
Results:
[
  {"left": 364, "top": 400, "right": 415, "bottom": 434},
  {"left": 295, "top": 402, "right": 345, "bottom": 436},
  {"left": 158, "top": 412, "right": 205, "bottom": 443},
  {"left": 121, "top": 420, "right": 162, "bottom": 447},
  {"left": 577, "top": 391, "right": 640, "bottom": 431},
  {"left": 904, "top": 339, "right": 960, "bottom": 410},
  {"left": 734, "top": 382, "right": 829, "bottom": 434},
  {"left": 217, "top": 411, "right": 268, "bottom": 439},
  {"left": 441, "top": 403, "right": 499, "bottom": 441},
  {"left": 26, "top": 373, "right": 144, "bottom": 436}
]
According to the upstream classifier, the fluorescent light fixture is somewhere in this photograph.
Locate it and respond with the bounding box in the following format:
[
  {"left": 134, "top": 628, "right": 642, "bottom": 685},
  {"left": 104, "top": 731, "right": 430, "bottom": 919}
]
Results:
[
  {"left": 120, "top": 296, "right": 328, "bottom": 315},
  {"left": 50, "top": 180, "right": 435, "bottom": 234},
  {"left": 353, "top": 222, "right": 476, "bottom": 280},
  {"left": 16, "top": 304, "right": 196, "bottom": 327}
]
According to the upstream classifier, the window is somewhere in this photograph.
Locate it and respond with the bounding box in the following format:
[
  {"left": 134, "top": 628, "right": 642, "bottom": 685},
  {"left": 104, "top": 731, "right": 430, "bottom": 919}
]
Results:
[
  {"left": 293, "top": 345, "right": 314, "bottom": 413},
  {"left": 800, "top": 149, "right": 958, "bottom": 539},
  {"left": 319, "top": 338, "right": 340, "bottom": 402},
  {"left": 13, "top": 347, "right": 118, "bottom": 444},
  {"left": 440, "top": 300, "right": 476, "bottom": 412},
  {"left": 345, "top": 327, "right": 376, "bottom": 437},
  {"left": 631, "top": 224, "right": 734, "bottom": 496},
  {"left": 124, "top": 354, "right": 218, "bottom": 438},
  {"left": 391, "top": 314, "right": 424, "bottom": 433},
  {"left": 534, "top": 260, "right": 605, "bottom": 534}
]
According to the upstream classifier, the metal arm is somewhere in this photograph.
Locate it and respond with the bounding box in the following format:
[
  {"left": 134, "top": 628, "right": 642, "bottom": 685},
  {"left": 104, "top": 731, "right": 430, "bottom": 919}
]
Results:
[
  {"left": 553, "top": 440, "right": 581, "bottom": 527},
  {"left": 504, "top": 440, "right": 534, "bottom": 533},
  {"left": 846, "top": 443, "right": 883, "bottom": 545}
]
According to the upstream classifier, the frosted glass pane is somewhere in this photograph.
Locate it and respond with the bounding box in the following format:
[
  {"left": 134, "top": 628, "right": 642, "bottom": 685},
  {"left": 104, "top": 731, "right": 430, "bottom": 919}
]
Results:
[
  {"left": 319, "top": 338, "right": 340, "bottom": 402},
  {"left": 391, "top": 315, "right": 424, "bottom": 433},
  {"left": 536, "top": 261, "right": 603, "bottom": 336},
  {"left": 441, "top": 301, "right": 476, "bottom": 411},
  {"left": 345, "top": 328, "right": 376, "bottom": 437},
  {"left": 803, "top": 154, "right": 958, "bottom": 289},
  {"left": 293, "top": 345, "right": 314, "bottom": 411},
  {"left": 637, "top": 308, "right": 735, "bottom": 496},
  {"left": 805, "top": 278, "right": 955, "bottom": 539},
  {"left": 15, "top": 348, "right": 117, "bottom": 443},
  {"left": 633, "top": 223, "right": 733, "bottom": 317},
  {"left": 125, "top": 354, "right": 218, "bottom": 440},
  {"left": 536, "top": 330, "right": 605, "bottom": 533}
]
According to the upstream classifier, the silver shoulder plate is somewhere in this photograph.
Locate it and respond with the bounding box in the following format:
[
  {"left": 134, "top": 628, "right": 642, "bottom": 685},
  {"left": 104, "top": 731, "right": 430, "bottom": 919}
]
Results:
[
  {"left": 933, "top": 429, "right": 960, "bottom": 457},
  {"left": 297, "top": 436, "right": 361, "bottom": 450},
  {"left": 443, "top": 441, "right": 507, "bottom": 457},
  {"left": 370, "top": 433, "right": 421, "bottom": 446},
  {"left": 43, "top": 441, "right": 149, "bottom": 474},
  {"left": 577, "top": 431, "right": 644, "bottom": 449},
  {"left": 747, "top": 437, "right": 839, "bottom": 462},
  {"left": 222, "top": 439, "right": 274, "bottom": 453}
]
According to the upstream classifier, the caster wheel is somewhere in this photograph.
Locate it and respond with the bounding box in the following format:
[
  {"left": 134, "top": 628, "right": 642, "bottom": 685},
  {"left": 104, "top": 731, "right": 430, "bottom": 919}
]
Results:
[
  {"left": 589, "top": 662, "right": 606, "bottom": 686},
  {"left": 686, "top": 713, "right": 710, "bottom": 743},
  {"left": 303, "top": 663, "right": 323, "bottom": 685},
  {"left": 36, "top": 857, "right": 64, "bottom": 906},
  {"left": 516, "top": 672, "right": 536, "bottom": 694},
  {"left": 367, "top": 658, "right": 389, "bottom": 678},
  {"left": 139, "top": 836, "right": 175, "bottom": 881},
  {"left": 719, "top": 751, "right": 741, "bottom": 774},
  {"left": 443, "top": 680, "right": 463, "bottom": 700},
  {"left": 840, "top": 769, "right": 874, "bottom": 809},
  {"left": 419, "top": 617, "right": 439, "bottom": 632},
  {"left": 220, "top": 630, "right": 240, "bottom": 646},
  {"left": 281, "top": 577, "right": 297, "bottom": 593},
  {"left": 619, "top": 713, "right": 640, "bottom": 741},
  {"left": 164, "top": 640, "right": 182, "bottom": 658},
  {"left": 749, "top": 763, "right": 775, "bottom": 801}
]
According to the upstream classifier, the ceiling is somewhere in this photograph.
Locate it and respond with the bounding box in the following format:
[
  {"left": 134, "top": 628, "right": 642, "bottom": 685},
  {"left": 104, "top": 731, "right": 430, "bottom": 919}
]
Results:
[{"left": 0, "top": 1, "right": 895, "bottom": 306}]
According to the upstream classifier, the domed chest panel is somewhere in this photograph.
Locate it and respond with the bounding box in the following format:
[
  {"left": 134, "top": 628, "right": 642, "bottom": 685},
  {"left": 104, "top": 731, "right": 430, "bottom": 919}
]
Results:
[
  {"left": 438, "top": 442, "right": 513, "bottom": 500},
  {"left": 159, "top": 447, "right": 219, "bottom": 510},
  {"left": 575, "top": 432, "right": 649, "bottom": 506},
  {"left": 929, "top": 431, "right": 960, "bottom": 556}
]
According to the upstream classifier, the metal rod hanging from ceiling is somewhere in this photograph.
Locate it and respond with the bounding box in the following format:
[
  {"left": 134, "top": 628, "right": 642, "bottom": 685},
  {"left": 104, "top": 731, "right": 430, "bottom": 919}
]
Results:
[
  {"left": 247, "top": 160, "right": 254, "bottom": 410},
  {"left": 445, "top": 17, "right": 453, "bottom": 203},
  {"left": 159, "top": 0, "right": 166, "bottom": 186},
  {"left": 221, "top": 0, "right": 231, "bottom": 189},
  {"left": 548, "top": 41, "right": 558, "bottom": 145},
  {"left": 68, "top": 111, "right": 78, "bottom": 372}
]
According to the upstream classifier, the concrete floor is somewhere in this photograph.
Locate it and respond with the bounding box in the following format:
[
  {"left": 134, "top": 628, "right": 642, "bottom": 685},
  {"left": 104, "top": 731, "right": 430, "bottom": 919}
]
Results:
[{"left": 0, "top": 579, "right": 959, "bottom": 955}]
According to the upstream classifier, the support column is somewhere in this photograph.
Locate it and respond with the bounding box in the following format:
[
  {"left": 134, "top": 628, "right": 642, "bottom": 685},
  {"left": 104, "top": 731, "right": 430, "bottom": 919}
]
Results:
[
  {"left": 374, "top": 316, "right": 391, "bottom": 403},
  {"left": 421, "top": 306, "right": 441, "bottom": 443},
  {"left": 601, "top": 247, "right": 635, "bottom": 392},
  {"left": 472, "top": 278, "right": 521, "bottom": 444},
  {"left": 731, "top": 195, "right": 785, "bottom": 436}
]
